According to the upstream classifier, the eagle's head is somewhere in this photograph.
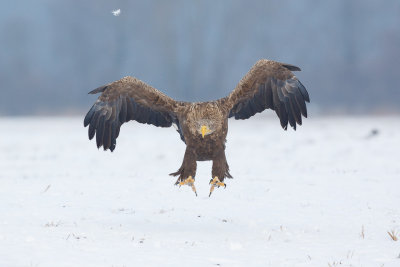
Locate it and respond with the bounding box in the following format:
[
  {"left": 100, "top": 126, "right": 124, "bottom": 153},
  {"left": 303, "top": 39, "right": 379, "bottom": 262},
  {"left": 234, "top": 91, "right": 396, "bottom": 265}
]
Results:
[{"left": 196, "top": 119, "right": 216, "bottom": 138}]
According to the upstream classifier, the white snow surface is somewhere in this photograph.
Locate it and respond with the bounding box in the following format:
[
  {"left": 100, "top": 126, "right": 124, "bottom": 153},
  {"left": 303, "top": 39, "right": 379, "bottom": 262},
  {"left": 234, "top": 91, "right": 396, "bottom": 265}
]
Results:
[{"left": 0, "top": 115, "right": 399, "bottom": 267}]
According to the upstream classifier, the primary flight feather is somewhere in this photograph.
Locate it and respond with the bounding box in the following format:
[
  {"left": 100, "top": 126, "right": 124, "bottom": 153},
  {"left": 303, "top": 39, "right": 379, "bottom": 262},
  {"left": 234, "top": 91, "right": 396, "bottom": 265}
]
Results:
[{"left": 84, "top": 59, "right": 310, "bottom": 196}]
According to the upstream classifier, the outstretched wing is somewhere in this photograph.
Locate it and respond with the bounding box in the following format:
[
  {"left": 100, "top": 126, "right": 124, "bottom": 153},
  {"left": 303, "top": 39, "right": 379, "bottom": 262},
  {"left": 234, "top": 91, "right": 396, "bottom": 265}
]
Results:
[
  {"left": 224, "top": 59, "right": 310, "bottom": 130},
  {"left": 84, "top": 76, "right": 179, "bottom": 151}
]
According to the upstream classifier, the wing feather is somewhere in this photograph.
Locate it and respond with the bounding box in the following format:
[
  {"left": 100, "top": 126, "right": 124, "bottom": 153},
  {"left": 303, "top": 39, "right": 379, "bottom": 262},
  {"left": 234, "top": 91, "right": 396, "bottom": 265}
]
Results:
[
  {"left": 224, "top": 59, "right": 310, "bottom": 130},
  {"left": 96, "top": 115, "right": 105, "bottom": 148},
  {"left": 84, "top": 76, "right": 180, "bottom": 151},
  {"left": 88, "top": 123, "right": 96, "bottom": 140}
]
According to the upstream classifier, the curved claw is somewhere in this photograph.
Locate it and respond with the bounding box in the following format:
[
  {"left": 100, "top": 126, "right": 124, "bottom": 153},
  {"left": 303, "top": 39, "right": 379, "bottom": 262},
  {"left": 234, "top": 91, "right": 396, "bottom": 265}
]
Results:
[
  {"left": 177, "top": 176, "right": 197, "bottom": 196},
  {"left": 209, "top": 176, "right": 226, "bottom": 197}
]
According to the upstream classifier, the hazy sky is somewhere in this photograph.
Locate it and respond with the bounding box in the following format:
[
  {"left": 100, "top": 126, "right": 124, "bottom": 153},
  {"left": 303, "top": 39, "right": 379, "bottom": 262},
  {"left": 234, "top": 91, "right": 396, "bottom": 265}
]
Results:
[{"left": 1, "top": 0, "right": 399, "bottom": 115}]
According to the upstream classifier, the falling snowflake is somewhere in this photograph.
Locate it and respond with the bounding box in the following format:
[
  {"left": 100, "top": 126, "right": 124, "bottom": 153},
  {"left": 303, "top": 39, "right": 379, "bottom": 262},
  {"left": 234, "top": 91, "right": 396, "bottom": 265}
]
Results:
[{"left": 111, "top": 9, "right": 121, "bottom": 16}]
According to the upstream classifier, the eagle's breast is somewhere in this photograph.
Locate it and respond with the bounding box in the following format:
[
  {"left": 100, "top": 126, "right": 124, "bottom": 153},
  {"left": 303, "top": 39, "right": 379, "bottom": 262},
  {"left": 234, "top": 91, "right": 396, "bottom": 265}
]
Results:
[{"left": 179, "top": 102, "right": 228, "bottom": 160}]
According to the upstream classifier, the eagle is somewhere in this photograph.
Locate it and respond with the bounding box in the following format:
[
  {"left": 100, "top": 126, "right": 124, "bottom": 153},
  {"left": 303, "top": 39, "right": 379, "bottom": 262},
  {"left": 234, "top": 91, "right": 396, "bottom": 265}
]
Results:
[{"left": 84, "top": 59, "right": 310, "bottom": 196}]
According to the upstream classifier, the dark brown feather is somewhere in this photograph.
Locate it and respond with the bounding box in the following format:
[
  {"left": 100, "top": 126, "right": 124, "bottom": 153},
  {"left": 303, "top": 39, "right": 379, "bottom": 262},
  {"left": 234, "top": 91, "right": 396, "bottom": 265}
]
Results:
[
  {"left": 88, "top": 85, "right": 108, "bottom": 95},
  {"left": 224, "top": 59, "right": 310, "bottom": 130},
  {"left": 84, "top": 76, "right": 181, "bottom": 151},
  {"left": 281, "top": 63, "right": 301, "bottom": 71}
]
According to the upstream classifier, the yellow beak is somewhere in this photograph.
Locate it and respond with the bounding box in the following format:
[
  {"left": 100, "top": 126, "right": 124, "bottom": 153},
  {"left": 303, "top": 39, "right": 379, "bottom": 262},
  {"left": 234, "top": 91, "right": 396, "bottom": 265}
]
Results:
[{"left": 201, "top": 125, "right": 208, "bottom": 138}]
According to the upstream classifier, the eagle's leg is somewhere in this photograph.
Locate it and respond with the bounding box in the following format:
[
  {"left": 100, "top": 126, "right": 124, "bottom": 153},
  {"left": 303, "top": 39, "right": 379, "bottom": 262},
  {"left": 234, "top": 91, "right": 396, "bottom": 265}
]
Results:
[
  {"left": 169, "top": 147, "right": 197, "bottom": 196},
  {"left": 209, "top": 149, "right": 232, "bottom": 197}
]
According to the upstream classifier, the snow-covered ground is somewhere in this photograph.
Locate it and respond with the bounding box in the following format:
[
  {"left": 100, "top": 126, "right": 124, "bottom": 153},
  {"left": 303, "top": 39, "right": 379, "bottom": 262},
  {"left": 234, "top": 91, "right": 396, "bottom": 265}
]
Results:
[{"left": 0, "top": 115, "right": 399, "bottom": 267}]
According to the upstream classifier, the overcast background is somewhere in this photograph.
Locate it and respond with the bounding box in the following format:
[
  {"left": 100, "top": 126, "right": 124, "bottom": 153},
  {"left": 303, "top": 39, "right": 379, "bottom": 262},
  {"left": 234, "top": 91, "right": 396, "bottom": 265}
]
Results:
[{"left": 1, "top": 0, "right": 399, "bottom": 116}]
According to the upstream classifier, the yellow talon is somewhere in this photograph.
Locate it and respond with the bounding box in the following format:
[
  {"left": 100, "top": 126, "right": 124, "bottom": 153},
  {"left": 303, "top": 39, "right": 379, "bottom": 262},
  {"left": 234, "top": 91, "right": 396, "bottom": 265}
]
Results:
[
  {"left": 178, "top": 176, "right": 197, "bottom": 196},
  {"left": 209, "top": 176, "right": 226, "bottom": 197}
]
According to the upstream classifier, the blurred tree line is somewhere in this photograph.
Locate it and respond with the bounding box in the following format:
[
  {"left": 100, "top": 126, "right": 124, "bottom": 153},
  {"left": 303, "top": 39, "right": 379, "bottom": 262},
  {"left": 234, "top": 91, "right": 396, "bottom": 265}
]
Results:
[{"left": 0, "top": 0, "right": 399, "bottom": 115}]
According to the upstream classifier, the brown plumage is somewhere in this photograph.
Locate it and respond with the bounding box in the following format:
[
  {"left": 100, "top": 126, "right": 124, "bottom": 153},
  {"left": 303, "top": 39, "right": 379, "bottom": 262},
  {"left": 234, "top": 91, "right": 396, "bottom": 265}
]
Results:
[{"left": 84, "top": 59, "right": 310, "bottom": 196}]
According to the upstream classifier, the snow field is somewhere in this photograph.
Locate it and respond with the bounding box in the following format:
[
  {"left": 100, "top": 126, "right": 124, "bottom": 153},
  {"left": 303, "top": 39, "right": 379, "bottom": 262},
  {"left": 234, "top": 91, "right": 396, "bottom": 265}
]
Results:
[{"left": 0, "top": 115, "right": 399, "bottom": 266}]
